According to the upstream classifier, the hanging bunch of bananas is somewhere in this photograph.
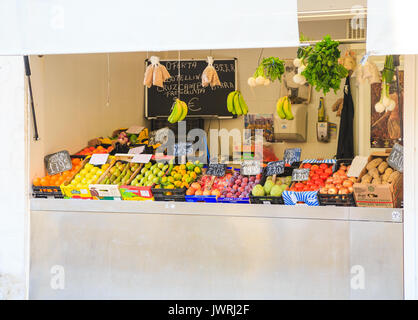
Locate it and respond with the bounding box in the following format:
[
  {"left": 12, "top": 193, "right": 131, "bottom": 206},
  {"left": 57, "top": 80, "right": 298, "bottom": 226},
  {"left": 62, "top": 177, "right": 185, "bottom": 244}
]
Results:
[
  {"left": 168, "top": 99, "right": 188, "bottom": 123},
  {"left": 276, "top": 96, "right": 294, "bottom": 120},
  {"left": 226, "top": 91, "right": 248, "bottom": 116}
]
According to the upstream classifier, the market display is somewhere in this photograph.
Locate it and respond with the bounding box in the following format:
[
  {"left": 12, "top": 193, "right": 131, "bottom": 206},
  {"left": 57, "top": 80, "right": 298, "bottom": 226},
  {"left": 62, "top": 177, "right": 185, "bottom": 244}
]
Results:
[{"left": 31, "top": 40, "right": 404, "bottom": 209}]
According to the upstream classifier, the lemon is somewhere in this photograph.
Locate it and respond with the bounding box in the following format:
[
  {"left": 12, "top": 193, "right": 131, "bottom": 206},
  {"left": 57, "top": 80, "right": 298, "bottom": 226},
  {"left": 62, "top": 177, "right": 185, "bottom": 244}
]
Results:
[{"left": 194, "top": 167, "right": 201, "bottom": 174}]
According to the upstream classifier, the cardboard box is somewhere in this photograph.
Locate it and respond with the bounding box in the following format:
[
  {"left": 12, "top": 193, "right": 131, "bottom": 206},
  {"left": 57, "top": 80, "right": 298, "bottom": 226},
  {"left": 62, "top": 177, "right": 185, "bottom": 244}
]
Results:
[{"left": 353, "top": 151, "right": 403, "bottom": 208}]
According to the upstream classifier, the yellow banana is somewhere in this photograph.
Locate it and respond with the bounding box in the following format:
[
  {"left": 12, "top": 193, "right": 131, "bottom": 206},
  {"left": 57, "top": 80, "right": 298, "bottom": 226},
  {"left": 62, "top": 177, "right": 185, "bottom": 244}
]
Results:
[
  {"left": 283, "top": 97, "right": 294, "bottom": 120},
  {"left": 178, "top": 101, "right": 188, "bottom": 121},
  {"left": 233, "top": 92, "right": 243, "bottom": 115},
  {"left": 168, "top": 99, "right": 182, "bottom": 123},
  {"left": 227, "top": 91, "right": 237, "bottom": 114},
  {"left": 276, "top": 96, "right": 286, "bottom": 119},
  {"left": 238, "top": 92, "right": 248, "bottom": 115}
]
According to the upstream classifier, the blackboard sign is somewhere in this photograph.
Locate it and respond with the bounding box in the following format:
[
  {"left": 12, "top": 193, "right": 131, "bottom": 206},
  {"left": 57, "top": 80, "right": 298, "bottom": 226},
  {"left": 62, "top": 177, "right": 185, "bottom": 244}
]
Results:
[
  {"left": 206, "top": 163, "right": 226, "bottom": 177},
  {"left": 292, "top": 168, "right": 310, "bottom": 181},
  {"left": 241, "top": 160, "right": 261, "bottom": 176},
  {"left": 265, "top": 160, "right": 285, "bottom": 176},
  {"left": 145, "top": 59, "right": 237, "bottom": 118},
  {"left": 283, "top": 148, "right": 301, "bottom": 165},
  {"left": 387, "top": 143, "right": 403, "bottom": 172},
  {"left": 44, "top": 150, "right": 72, "bottom": 175}
]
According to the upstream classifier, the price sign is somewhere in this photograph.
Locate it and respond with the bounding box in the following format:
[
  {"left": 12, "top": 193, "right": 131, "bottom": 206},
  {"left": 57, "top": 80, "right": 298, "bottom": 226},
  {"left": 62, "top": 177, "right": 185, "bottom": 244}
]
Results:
[
  {"left": 387, "top": 143, "right": 404, "bottom": 172},
  {"left": 292, "top": 168, "right": 310, "bottom": 181},
  {"left": 265, "top": 160, "right": 285, "bottom": 176},
  {"left": 241, "top": 160, "right": 261, "bottom": 176},
  {"left": 44, "top": 150, "right": 72, "bottom": 175},
  {"left": 131, "top": 154, "right": 152, "bottom": 164},
  {"left": 89, "top": 153, "right": 109, "bottom": 165},
  {"left": 128, "top": 146, "right": 145, "bottom": 154},
  {"left": 283, "top": 148, "right": 301, "bottom": 165},
  {"left": 206, "top": 163, "right": 226, "bottom": 177}
]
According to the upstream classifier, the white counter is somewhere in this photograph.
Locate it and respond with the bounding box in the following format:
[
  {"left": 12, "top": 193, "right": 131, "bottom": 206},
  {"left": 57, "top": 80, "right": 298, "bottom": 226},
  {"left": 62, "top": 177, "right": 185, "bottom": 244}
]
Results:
[{"left": 29, "top": 199, "right": 404, "bottom": 299}]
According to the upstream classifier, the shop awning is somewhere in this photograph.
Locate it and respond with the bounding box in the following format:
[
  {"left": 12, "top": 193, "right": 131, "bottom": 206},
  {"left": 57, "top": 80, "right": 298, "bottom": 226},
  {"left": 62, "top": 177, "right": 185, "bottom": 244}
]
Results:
[
  {"left": 0, "top": 0, "right": 299, "bottom": 55},
  {"left": 367, "top": 0, "right": 418, "bottom": 55}
]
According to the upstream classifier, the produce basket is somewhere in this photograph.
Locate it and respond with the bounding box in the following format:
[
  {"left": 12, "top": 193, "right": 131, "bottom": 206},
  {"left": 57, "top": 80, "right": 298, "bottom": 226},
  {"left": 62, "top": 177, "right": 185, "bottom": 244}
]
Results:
[
  {"left": 60, "top": 156, "right": 114, "bottom": 199},
  {"left": 185, "top": 195, "right": 217, "bottom": 203},
  {"left": 283, "top": 159, "right": 337, "bottom": 206},
  {"left": 152, "top": 187, "right": 186, "bottom": 202},
  {"left": 32, "top": 186, "right": 64, "bottom": 199},
  {"left": 249, "top": 194, "right": 284, "bottom": 205},
  {"left": 318, "top": 159, "right": 357, "bottom": 207},
  {"left": 217, "top": 196, "right": 250, "bottom": 204}
]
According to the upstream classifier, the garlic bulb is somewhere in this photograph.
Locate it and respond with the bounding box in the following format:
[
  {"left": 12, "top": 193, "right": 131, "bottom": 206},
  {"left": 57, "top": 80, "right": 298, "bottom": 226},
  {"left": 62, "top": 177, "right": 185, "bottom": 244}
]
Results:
[
  {"left": 247, "top": 77, "right": 256, "bottom": 87},
  {"left": 375, "top": 102, "right": 385, "bottom": 113}
]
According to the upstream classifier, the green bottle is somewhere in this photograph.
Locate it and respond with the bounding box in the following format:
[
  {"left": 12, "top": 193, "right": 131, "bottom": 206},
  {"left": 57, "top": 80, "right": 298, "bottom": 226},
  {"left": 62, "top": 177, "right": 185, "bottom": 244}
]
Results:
[{"left": 318, "top": 97, "right": 325, "bottom": 122}]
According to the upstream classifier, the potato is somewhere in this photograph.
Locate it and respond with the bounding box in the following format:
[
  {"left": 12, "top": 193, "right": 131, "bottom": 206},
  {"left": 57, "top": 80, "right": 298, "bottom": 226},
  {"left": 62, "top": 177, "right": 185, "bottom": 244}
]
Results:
[
  {"left": 368, "top": 167, "right": 380, "bottom": 179},
  {"left": 366, "top": 158, "right": 383, "bottom": 171},
  {"left": 361, "top": 173, "right": 372, "bottom": 184},
  {"left": 377, "top": 161, "right": 388, "bottom": 174},
  {"left": 387, "top": 171, "right": 401, "bottom": 184},
  {"left": 372, "top": 177, "right": 382, "bottom": 185}
]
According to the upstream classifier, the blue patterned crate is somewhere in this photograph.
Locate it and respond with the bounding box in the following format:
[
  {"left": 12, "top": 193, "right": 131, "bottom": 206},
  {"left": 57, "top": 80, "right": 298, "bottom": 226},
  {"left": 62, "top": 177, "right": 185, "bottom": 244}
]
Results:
[
  {"left": 217, "top": 196, "right": 250, "bottom": 204},
  {"left": 185, "top": 195, "right": 217, "bottom": 203},
  {"left": 282, "top": 190, "right": 319, "bottom": 206}
]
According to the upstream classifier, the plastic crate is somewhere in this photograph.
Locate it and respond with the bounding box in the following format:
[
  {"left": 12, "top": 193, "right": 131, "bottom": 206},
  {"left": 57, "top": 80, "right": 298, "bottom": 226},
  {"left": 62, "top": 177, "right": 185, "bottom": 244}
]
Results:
[
  {"left": 185, "top": 195, "right": 217, "bottom": 203},
  {"left": 217, "top": 196, "right": 250, "bottom": 204},
  {"left": 318, "top": 158, "right": 356, "bottom": 207},
  {"left": 318, "top": 192, "right": 356, "bottom": 207},
  {"left": 32, "top": 185, "right": 64, "bottom": 199},
  {"left": 151, "top": 188, "right": 186, "bottom": 202},
  {"left": 249, "top": 195, "right": 284, "bottom": 205}
]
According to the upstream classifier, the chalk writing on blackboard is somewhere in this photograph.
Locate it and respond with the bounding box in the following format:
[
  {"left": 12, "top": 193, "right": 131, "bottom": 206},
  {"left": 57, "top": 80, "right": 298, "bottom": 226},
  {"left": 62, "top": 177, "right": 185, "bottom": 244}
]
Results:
[
  {"left": 387, "top": 143, "right": 403, "bottom": 172},
  {"left": 44, "top": 150, "right": 72, "bottom": 175}
]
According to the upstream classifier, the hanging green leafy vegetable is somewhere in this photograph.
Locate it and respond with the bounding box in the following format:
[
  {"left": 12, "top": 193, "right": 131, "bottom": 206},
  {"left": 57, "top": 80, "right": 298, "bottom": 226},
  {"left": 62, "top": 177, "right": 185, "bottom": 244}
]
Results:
[
  {"left": 248, "top": 57, "right": 284, "bottom": 87},
  {"left": 301, "top": 35, "right": 348, "bottom": 94}
]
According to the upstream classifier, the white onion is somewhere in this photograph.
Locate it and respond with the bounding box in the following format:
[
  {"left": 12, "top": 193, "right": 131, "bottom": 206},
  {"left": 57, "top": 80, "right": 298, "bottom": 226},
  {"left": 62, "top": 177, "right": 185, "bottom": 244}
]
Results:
[
  {"left": 293, "top": 74, "right": 304, "bottom": 84},
  {"left": 247, "top": 77, "right": 256, "bottom": 87},
  {"left": 263, "top": 79, "right": 271, "bottom": 86},
  {"left": 293, "top": 58, "right": 301, "bottom": 67},
  {"left": 298, "top": 64, "right": 306, "bottom": 73},
  {"left": 382, "top": 95, "right": 391, "bottom": 108},
  {"left": 375, "top": 102, "right": 385, "bottom": 113},
  {"left": 386, "top": 99, "right": 396, "bottom": 111},
  {"left": 255, "top": 76, "right": 265, "bottom": 85}
]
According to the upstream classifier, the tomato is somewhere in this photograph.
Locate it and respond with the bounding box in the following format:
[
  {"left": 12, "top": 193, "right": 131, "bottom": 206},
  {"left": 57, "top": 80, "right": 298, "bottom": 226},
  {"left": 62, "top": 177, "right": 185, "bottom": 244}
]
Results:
[
  {"left": 309, "top": 170, "right": 315, "bottom": 177},
  {"left": 316, "top": 169, "right": 324, "bottom": 175},
  {"left": 319, "top": 163, "right": 328, "bottom": 170},
  {"left": 324, "top": 168, "right": 333, "bottom": 175},
  {"left": 311, "top": 174, "right": 319, "bottom": 181},
  {"left": 314, "top": 179, "right": 323, "bottom": 185},
  {"left": 320, "top": 174, "right": 328, "bottom": 181},
  {"left": 311, "top": 164, "right": 319, "bottom": 171},
  {"left": 295, "top": 182, "right": 304, "bottom": 189},
  {"left": 303, "top": 186, "right": 310, "bottom": 191},
  {"left": 306, "top": 180, "right": 314, "bottom": 186},
  {"left": 303, "top": 163, "right": 312, "bottom": 169}
]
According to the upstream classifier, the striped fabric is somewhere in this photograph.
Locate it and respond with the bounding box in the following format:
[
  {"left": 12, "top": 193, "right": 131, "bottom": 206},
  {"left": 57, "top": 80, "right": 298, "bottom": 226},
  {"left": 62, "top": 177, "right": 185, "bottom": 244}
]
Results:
[
  {"left": 301, "top": 159, "right": 337, "bottom": 164},
  {"left": 282, "top": 190, "right": 319, "bottom": 206}
]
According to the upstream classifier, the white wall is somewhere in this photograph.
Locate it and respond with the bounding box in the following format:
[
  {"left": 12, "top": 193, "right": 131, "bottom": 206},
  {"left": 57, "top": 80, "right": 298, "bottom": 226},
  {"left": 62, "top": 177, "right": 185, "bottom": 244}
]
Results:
[
  {"left": 29, "top": 52, "right": 149, "bottom": 178},
  {"left": 0, "top": 56, "right": 26, "bottom": 299}
]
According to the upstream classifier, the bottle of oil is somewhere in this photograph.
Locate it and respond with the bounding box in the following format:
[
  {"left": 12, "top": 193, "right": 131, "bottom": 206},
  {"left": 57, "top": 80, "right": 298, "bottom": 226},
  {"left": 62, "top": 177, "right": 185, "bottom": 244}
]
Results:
[{"left": 318, "top": 97, "right": 325, "bottom": 122}]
